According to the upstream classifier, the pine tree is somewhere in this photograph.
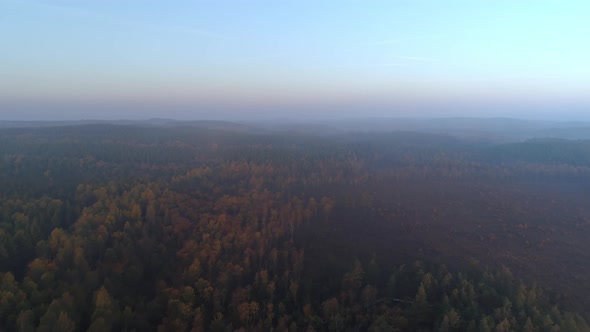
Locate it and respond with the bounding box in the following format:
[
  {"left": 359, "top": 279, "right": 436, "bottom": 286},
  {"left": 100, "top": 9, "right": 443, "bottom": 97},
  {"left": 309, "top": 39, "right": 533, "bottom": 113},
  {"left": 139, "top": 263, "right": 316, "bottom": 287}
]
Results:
[{"left": 523, "top": 317, "right": 534, "bottom": 332}]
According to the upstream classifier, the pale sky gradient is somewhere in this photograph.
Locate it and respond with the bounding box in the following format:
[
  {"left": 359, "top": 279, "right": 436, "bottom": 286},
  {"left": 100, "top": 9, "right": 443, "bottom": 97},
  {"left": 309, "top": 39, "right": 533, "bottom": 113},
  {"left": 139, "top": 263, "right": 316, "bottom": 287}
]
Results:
[{"left": 1, "top": 0, "right": 589, "bottom": 120}]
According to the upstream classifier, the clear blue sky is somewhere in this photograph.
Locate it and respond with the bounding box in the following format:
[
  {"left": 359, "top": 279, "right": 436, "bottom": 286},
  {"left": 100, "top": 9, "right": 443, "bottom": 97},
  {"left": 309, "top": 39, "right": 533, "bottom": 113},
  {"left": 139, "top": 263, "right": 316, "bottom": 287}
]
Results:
[{"left": 1, "top": 0, "right": 589, "bottom": 120}]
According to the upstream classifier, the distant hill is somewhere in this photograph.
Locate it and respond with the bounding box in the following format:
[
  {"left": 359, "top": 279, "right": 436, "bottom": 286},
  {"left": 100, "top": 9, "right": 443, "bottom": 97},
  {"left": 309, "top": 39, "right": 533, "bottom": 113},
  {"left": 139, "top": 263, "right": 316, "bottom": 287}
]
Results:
[{"left": 2, "top": 117, "right": 590, "bottom": 141}]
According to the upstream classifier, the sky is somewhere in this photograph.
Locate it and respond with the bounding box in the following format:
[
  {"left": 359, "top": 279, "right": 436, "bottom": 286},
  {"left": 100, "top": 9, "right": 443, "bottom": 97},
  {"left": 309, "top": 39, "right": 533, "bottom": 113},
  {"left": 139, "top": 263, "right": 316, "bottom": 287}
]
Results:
[{"left": 1, "top": 0, "right": 589, "bottom": 121}]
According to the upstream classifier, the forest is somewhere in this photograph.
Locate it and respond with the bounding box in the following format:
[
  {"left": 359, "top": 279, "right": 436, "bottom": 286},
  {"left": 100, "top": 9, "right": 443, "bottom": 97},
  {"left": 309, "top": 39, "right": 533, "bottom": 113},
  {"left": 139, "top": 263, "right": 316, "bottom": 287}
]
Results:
[{"left": 1, "top": 122, "right": 589, "bottom": 331}]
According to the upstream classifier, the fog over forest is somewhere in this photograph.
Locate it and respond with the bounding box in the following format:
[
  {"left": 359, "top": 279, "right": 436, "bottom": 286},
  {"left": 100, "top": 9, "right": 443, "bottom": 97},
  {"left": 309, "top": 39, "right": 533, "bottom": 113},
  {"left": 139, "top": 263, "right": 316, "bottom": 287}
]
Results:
[
  {"left": 1, "top": 118, "right": 590, "bottom": 331},
  {"left": 2, "top": 0, "right": 590, "bottom": 330}
]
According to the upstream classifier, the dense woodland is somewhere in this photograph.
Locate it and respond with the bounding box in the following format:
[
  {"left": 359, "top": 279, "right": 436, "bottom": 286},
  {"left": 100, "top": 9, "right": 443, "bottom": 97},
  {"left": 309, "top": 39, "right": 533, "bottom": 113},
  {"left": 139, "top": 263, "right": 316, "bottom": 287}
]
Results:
[{"left": 1, "top": 123, "right": 590, "bottom": 331}]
